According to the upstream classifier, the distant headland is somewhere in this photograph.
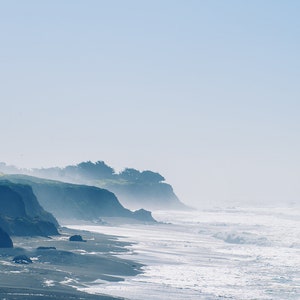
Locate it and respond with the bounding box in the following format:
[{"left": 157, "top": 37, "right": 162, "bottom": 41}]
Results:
[{"left": 0, "top": 161, "right": 189, "bottom": 211}]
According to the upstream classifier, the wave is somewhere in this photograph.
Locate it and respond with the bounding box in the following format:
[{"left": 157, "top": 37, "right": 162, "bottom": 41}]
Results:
[
  {"left": 67, "top": 207, "right": 300, "bottom": 300},
  {"left": 213, "top": 231, "right": 270, "bottom": 246}
]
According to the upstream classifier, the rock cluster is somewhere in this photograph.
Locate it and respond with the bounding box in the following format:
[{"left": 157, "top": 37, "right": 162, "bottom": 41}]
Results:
[{"left": 13, "top": 255, "right": 32, "bottom": 264}]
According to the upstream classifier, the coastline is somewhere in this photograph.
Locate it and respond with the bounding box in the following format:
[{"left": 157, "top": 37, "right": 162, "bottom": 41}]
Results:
[
  {"left": 67, "top": 208, "right": 300, "bottom": 300},
  {"left": 0, "top": 287, "right": 124, "bottom": 300},
  {"left": 0, "top": 227, "right": 142, "bottom": 300}
]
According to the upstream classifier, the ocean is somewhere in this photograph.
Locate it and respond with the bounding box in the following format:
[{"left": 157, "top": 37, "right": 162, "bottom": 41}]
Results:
[{"left": 67, "top": 206, "right": 300, "bottom": 300}]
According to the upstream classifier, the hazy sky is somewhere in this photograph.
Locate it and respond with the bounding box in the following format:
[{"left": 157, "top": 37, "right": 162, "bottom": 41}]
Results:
[{"left": 1, "top": 1, "right": 299, "bottom": 207}]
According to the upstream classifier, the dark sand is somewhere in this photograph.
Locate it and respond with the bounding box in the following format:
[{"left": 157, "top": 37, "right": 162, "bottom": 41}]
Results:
[{"left": 0, "top": 227, "right": 142, "bottom": 300}]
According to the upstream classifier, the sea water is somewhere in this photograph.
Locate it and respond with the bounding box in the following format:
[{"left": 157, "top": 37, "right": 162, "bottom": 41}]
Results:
[{"left": 67, "top": 206, "right": 300, "bottom": 300}]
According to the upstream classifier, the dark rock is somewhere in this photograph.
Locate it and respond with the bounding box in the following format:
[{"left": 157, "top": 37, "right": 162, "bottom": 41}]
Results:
[
  {"left": 13, "top": 255, "right": 33, "bottom": 264},
  {"left": 69, "top": 235, "right": 85, "bottom": 242},
  {"left": 37, "top": 246, "right": 56, "bottom": 250},
  {"left": 133, "top": 209, "right": 156, "bottom": 223},
  {"left": 0, "top": 227, "right": 13, "bottom": 248},
  {"left": 0, "top": 181, "right": 59, "bottom": 236}
]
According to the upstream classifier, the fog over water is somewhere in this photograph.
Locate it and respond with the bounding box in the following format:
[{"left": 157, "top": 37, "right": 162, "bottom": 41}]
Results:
[
  {"left": 0, "top": 4, "right": 299, "bottom": 300},
  {"left": 0, "top": 1, "right": 299, "bottom": 208}
]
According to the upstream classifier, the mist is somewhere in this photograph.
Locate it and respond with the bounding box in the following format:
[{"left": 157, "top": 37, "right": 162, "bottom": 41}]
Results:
[{"left": 0, "top": 2, "right": 299, "bottom": 298}]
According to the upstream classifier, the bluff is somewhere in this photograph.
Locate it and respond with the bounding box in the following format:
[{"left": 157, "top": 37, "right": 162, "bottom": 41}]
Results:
[
  {"left": 0, "top": 161, "right": 189, "bottom": 210},
  {"left": 1, "top": 175, "right": 156, "bottom": 223},
  {"left": 0, "top": 181, "right": 59, "bottom": 236},
  {"left": 0, "top": 227, "right": 13, "bottom": 248}
]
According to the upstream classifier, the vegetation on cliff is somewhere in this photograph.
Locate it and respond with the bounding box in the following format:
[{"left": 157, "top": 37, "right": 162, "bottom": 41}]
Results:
[
  {"left": 0, "top": 161, "right": 188, "bottom": 210},
  {"left": 1, "top": 175, "right": 156, "bottom": 223}
]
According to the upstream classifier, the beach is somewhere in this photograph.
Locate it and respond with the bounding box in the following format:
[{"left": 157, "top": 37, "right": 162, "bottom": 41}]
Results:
[
  {"left": 0, "top": 227, "right": 142, "bottom": 300},
  {"left": 68, "top": 207, "right": 300, "bottom": 300},
  {"left": 1, "top": 207, "right": 299, "bottom": 300}
]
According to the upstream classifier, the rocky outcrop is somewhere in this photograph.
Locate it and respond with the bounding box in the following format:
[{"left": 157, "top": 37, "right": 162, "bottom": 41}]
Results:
[
  {"left": 0, "top": 227, "right": 13, "bottom": 248},
  {"left": 0, "top": 181, "right": 59, "bottom": 236},
  {"left": 69, "top": 235, "right": 85, "bottom": 242},
  {"left": 13, "top": 255, "right": 32, "bottom": 264},
  {"left": 132, "top": 209, "right": 157, "bottom": 222},
  {"left": 37, "top": 246, "right": 56, "bottom": 250}
]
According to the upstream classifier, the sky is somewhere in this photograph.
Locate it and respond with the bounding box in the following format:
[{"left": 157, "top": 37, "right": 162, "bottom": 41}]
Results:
[{"left": 0, "top": 0, "right": 299, "bottom": 207}]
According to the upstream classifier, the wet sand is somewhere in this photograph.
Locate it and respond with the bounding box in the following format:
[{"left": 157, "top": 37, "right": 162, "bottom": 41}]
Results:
[
  {"left": 0, "top": 287, "right": 123, "bottom": 299},
  {"left": 0, "top": 227, "right": 142, "bottom": 300}
]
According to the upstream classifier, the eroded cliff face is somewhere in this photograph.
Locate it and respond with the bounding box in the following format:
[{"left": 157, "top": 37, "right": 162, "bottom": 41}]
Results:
[
  {"left": 0, "top": 181, "right": 59, "bottom": 236},
  {"left": 0, "top": 161, "right": 189, "bottom": 211},
  {"left": 1, "top": 175, "right": 156, "bottom": 223},
  {"left": 0, "top": 227, "right": 13, "bottom": 248}
]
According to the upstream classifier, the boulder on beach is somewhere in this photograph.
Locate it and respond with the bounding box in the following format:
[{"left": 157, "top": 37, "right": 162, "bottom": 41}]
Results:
[
  {"left": 69, "top": 235, "right": 85, "bottom": 242},
  {"left": 0, "top": 227, "right": 13, "bottom": 248},
  {"left": 13, "top": 255, "right": 33, "bottom": 264},
  {"left": 37, "top": 246, "right": 56, "bottom": 250}
]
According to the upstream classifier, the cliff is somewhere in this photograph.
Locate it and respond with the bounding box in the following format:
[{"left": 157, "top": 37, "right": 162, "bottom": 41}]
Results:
[
  {"left": 0, "top": 181, "right": 59, "bottom": 236},
  {"left": 0, "top": 161, "right": 189, "bottom": 211},
  {"left": 1, "top": 175, "right": 156, "bottom": 223},
  {"left": 0, "top": 227, "right": 13, "bottom": 248}
]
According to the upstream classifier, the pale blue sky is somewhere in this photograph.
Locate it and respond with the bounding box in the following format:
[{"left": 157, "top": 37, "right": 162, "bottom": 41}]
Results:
[{"left": 1, "top": 1, "right": 299, "bottom": 207}]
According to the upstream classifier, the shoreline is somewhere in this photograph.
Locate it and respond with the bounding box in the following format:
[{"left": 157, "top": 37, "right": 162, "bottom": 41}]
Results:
[
  {"left": 0, "top": 286, "right": 125, "bottom": 300},
  {"left": 0, "top": 227, "right": 142, "bottom": 300}
]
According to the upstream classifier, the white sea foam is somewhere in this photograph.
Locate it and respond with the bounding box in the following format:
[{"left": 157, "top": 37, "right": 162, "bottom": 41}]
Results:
[
  {"left": 67, "top": 206, "right": 300, "bottom": 300},
  {"left": 43, "top": 279, "right": 55, "bottom": 287}
]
